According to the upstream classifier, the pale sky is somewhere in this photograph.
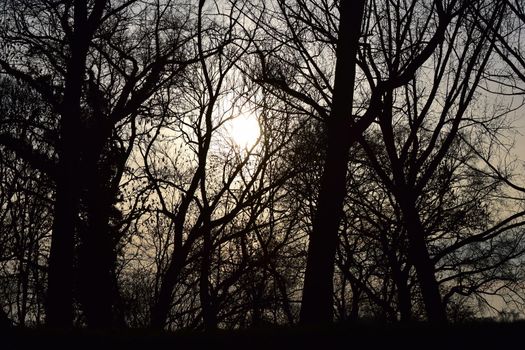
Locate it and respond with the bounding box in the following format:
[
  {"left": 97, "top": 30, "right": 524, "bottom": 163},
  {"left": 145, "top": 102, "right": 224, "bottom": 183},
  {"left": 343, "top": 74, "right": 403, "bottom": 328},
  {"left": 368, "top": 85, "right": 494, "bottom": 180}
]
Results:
[{"left": 512, "top": 112, "right": 525, "bottom": 168}]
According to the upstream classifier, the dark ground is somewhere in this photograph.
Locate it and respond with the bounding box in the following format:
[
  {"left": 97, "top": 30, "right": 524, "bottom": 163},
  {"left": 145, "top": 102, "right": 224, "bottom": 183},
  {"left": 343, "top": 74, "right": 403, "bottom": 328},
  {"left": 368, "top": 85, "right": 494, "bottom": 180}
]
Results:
[{"left": 2, "top": 321, "right": 524, "bottom": 350}]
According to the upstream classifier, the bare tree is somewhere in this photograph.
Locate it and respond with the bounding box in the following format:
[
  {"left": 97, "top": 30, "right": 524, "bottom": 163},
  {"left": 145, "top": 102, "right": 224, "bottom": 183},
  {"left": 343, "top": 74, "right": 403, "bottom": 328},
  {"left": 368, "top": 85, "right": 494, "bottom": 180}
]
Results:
[
  {"left": 0, "top": 0, "right": 197, "bottom": 327},
  {"left": 0, "top": 77, "right": 54, "bottom": 326},
  {"left": 245, "top": 0, "right": 472, "bottom": 324}
]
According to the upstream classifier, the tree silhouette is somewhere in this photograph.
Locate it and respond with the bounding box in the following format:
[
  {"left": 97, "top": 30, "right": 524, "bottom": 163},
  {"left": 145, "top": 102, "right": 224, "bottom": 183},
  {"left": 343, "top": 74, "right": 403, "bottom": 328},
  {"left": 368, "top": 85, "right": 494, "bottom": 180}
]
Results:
[{"left": 0, "top": 0, "right": 524, "bottom": 334}]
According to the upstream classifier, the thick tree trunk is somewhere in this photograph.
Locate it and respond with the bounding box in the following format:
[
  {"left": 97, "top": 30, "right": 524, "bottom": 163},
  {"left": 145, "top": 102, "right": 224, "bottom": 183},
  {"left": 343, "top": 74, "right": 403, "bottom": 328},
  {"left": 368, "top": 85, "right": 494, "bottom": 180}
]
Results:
[
  {"left": 400, "top": 198, "right": 447, "bottom": 323},
  {"left": 44, "top": 1, "right": 109, "bottom": 328},
  {"left": 0, "top": 308, "right": 12, "bottom": 330},
  {"left": 150, "top": 248, "right": 189, "bottom": 329},
  {"left": 78, "top": 181, "right": 115, "bottom": 328},
  {"left": 77, "top": 130, "right": 116, "bottom": 329},
  {"left": 45, "top": 49, "right": 84, "bottom": 330},
  {"left": 396, "top": 275, "right": 412, "bottom": 322},
  {"left": 46, "top": 119, "right": 81, "bottom": 328},
  {"left": 384, "top": 245, "right": 412, "bottom": 321},
  {"left": 299, "top": 0, "right": 366, "bottom": 325},
  {"left": 271, "top": 267, "right": 294, "bottom": 324},
  {"left": 199, "top": 215, "right": 217, "bottom": 330}
]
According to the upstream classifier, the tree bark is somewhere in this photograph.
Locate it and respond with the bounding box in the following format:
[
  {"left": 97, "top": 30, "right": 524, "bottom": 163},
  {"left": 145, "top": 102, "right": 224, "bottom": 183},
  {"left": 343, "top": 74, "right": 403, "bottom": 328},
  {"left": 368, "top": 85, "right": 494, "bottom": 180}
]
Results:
[
  {"left": 348, "top": 280, "right": 360, "bottom": 322},
  {"left": 45, "top": 26, "right": 86, "bottom": 328},
  {"left": 150, "top": 245, "right": 191, "bottom": 329},
  {"left": 0, "top": 308, "right": 12, "bottom": 330},
  {"left": 78, "top": 160, "right": 115, "bottom": 328},
  {"left": 45, "top": 0, "right": 107, "bottom": 328},
  {"left": 399, "top": 196, "right": 447, "bottom": 323},
  {"left": 299, "top": 0, "right": 366, "bottom": 325},
  {"left": 395, "top": 272, "right": 412, "bottom": 322},
  {"left": 74, "top": 118, "right": 121, "bottom": 329},
  {"left": 199, "top": 211, "right": 217, "bottom": 330},
  {"left": 382, "top": 237, "right": 412, "bottom": 321}
]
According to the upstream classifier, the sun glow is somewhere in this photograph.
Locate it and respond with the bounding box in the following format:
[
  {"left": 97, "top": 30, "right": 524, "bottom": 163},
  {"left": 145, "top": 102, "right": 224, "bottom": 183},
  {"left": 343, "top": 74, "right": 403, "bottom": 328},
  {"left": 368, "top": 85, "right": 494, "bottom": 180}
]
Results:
[{"left": 227, "top": 114, "right": 261, "bottom": 149}]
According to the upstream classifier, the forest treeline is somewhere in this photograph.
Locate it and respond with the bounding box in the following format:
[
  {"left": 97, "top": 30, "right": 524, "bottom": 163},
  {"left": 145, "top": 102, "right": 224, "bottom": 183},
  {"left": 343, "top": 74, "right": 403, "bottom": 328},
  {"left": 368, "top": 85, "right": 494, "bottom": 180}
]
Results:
[{"left": 1, "top": 0, "right": 525, "bottom": 331}]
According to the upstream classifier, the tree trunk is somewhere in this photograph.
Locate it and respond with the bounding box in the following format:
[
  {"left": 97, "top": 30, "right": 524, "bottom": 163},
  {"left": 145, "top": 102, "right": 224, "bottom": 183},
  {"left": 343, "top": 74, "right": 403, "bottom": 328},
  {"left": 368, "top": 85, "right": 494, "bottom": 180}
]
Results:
[
  {"left": 0, "top": 308, "right": 12, "bottom": 330},
  {"left": 45, "top": 46, "right": 85, "bottom": 330},
  {"left": 77, "top": 129, "right": 116, "bottom": 329},
  {"left": 396, "top": 274, "right": 412, "bottom": 322},
  {"left": 45, "top": 1, "right": 106, "bottom": 328},
  {"left": 78, "top": 180, "right": 115, "bottom": 328},
  {"left": 299, "top": 0, "right": 366, "bottom": 325},
  {"left": 348, "top": 280, "right": 360, "bottom": 322},
  {"left": 384, "top": 242, "right": 412, "bottom": 321},
  {"left": 150, "top": 247, "right": 190, "bottom": 329},
  {"left": 400, "top": 197, "right": 447, "bottom": 323},
  {"left": 16, "top": 260, "right": 28, "bottom": 327},
  {"left": 199, "top": 214, "right": 217, "bottom": 331}
]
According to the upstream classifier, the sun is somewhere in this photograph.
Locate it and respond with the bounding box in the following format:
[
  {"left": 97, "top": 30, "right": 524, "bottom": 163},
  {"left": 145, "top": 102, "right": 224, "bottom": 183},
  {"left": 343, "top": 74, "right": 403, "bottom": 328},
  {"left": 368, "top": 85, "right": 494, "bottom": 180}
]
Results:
[{"left": 227, "top": 114, "right": 261, "bottom": 149}]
